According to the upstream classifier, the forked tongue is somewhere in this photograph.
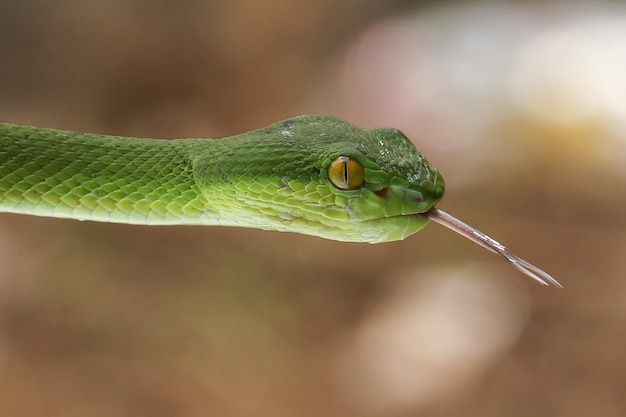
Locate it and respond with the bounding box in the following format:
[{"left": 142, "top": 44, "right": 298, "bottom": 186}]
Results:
[{"left": 425, "top": 208, "right": 562, "bottom": 288}]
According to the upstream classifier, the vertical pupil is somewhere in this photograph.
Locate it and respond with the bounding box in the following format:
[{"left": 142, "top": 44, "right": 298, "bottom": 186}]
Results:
[{"left": 343, "top": 160, "right": 349, "bottom": 186}]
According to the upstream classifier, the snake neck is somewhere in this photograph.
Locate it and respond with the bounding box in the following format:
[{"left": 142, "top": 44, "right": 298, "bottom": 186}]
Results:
[{"left": 0, "top": 123, "right": 217, "bottom": 225}]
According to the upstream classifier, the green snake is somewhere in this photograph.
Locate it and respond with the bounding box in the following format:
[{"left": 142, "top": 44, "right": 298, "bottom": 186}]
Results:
[{"left": 0, "top": 115, "right": 560, "bottom": 287}]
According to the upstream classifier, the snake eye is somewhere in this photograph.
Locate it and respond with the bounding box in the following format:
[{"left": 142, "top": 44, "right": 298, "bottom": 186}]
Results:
[{"left": 328, "top": 156, "right": 365, "bottom": 190}]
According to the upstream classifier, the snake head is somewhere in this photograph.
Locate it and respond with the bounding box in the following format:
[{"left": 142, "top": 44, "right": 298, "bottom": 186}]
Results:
[
  {"left": 194, "top": 115, "right": 445, "bottom": 243},
  {"left": 315, "top": 122, "right": 446, "bottom": 243}
]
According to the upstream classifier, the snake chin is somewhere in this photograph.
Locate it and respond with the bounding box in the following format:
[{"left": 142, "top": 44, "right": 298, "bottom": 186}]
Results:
[{"left": 361, "top": 212, "right": 430, "bottom": 244}]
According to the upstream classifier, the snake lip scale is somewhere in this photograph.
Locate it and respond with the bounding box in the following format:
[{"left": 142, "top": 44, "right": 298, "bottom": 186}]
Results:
[{"left": 0, "top": 114, "right": 561, "bottom": 287}]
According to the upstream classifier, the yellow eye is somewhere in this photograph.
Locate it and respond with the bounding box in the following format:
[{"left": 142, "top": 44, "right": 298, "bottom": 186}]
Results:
[{"left": 328, "top": 156, "right": 365, "bottom": 190}]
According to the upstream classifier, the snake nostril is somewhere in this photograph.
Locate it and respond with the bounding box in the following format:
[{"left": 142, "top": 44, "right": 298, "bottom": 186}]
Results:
[{"left": 413, "top": 196, "right": 423, "bottom": 205}]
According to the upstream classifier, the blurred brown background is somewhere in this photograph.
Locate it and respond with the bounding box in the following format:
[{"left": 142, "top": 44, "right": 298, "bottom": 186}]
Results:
[{"left": 0, "top": 1, "right": 625, "bottom": 416}]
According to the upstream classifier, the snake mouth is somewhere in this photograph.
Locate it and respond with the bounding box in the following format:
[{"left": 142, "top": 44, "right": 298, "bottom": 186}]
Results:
[{"left": 368, "top": 180, "right": 443, "bottom": 219}]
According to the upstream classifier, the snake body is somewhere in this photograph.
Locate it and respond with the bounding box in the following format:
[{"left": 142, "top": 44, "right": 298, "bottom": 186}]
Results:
[
  {"left": 0, "top": 114, "right": 562, "bottom": 286},
  {"left": 0, "top": 115, "right": 444, "bottom": 243}
]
